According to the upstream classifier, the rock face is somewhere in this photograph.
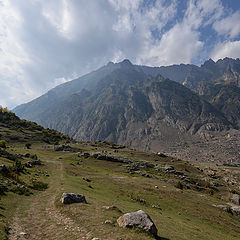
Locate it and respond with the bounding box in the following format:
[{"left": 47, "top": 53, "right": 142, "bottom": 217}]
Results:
[
  {"left": 61, "top": 193, "right": 86, "bottom": 204},
  {"left": 117, "top": 210, "right": 158, "bottom": 236}
]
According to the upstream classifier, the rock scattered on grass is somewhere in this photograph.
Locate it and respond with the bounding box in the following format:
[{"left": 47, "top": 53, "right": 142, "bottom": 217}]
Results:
[
  {"left": 83, "top": 177, "right": 91, "bottom": 182},
  {"left": 102, "top": 205, "right": 117, "bottom": 210},
  {"left": 230, "top": 194, "right": 240, "bottom": 205},
  {"left": 117, "top": 210, "right": 158, "bottom": 236},
  {"left": 19, "top": 232, "right": 28, "bottom": 236},
  {"left": 104, "top": 220, "right": 113, "bottom": 224},
  {"left": 61, "top": 193, "right": 87, "bottom": 204}
]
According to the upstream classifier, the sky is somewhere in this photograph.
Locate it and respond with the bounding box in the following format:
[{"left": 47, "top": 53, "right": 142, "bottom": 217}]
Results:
[{"left": 0, "top": 0, "right": 240, "bottom": 109}]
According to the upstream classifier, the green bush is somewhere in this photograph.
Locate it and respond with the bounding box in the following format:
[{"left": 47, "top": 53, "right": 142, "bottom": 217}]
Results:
[
  {"left": 30, "top": 154, "right": 38, "bottom": 160},
  {"left": 0, "top": 184, "right": 8, "bottom": 195},
  {"left": 175, "top": 181, "right": 184, "bottom": 190},
  {"left": 25, "top": 143, "right": 31, "bottom": 149},
  {"left": 31, "top": 181, "right": 48, "bottom": 191},
  {"left": 0, "top": 140, "right": 6, "bottom": 149},
  {"left": 10, "top": 186, "right": 31, "bottom": 196},
  {"left": 11, "top": 160, "right": 25, "bottom": 174}
]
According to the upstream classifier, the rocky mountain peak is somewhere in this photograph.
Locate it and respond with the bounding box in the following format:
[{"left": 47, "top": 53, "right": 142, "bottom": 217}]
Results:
[
  {"left": 119, "top": 59, "right": 133, "bottom": 67},
  {"left": 107, "top": 61, "right": 115, "bottom": 67},
  {"left": 201, "top": 58, "right": 215, "bottom": 69}
]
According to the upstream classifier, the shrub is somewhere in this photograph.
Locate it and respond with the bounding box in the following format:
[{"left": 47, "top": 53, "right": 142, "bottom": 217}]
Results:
[
  {"left": 157, "top": 152, "right": 167, "bottom": 158},
  {"left": 11, "top": 186, "right": 31, "bottom": 196},
  {"left": 175, "top": 181, "right": 184, "bottom": 190},
  {"left": 0, "top": 184, "right": 8, "bottom": 195},
  {"left": 25, "top": 143, "right": 31, "bottom": 149},
  {"left": 30, "top": 154, "right": 38, "bottom": 160},
  {"left": 11, "top": 160, "right": 25, "bottom": 174},
  {"left": 31, "top": 181, "right": 48, "bottom": 191},
  {"left": 0, "top": 140, "right": 6, "bottom": 149},
  {"left": 226, "top": 206, "right": 233, "bottom": 215}
]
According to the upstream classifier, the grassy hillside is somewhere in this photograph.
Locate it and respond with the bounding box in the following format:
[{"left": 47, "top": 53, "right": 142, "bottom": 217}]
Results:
[{"left": 0, "top": 109, "right": 240, "bottom": 240}]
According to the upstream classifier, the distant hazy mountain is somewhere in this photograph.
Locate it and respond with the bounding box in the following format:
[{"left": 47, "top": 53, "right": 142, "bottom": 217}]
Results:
[{"left": 14, "top": 59, "right": 236, "bottom": 152}]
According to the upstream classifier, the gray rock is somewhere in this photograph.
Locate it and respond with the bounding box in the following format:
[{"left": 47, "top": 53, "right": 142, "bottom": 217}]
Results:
[
  {"left": 19, "top": 232, "right": 28, "bottom": 236},
  {"left": 78, "top": 152, "right": 90, "bottom": 158},
  {"left": 25, "top": 160, "right": 41, "bottom": 168},
  {"left": 117, "top": 210, "right": 157, "bottom": 235},
  {"left": 231, "top": 205, "right": 240, "bottom": 215},
  {"left": 102, "top": 205, "right": 117, "bottom": 210},
  {"left": 61, "top": 193, "right": 87, "bottom": 204},
  {"left": 230, "top": 194, "right": 240, "bottom": 205},
  {"left": 55, "top": 145, "right": 72, "bottom": 152},
  {"left": 104, "top": 220, "right": 113, "bottom": 224}
]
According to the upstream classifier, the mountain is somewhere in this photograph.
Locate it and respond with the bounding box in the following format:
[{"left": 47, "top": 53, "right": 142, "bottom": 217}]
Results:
[
  {"left": 13, "top": 58, "right": 240, "bottom": 162},
  {"left": 181, "top": 58, "right": 240, "bottom": 128},
  {"left": 14, "top": 60, "right": 231, "bottom": 152}
]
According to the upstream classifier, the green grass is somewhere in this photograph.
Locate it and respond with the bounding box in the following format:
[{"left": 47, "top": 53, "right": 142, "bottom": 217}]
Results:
[{"left": 0, "top": 141, "right": 239, "bottom": 239}]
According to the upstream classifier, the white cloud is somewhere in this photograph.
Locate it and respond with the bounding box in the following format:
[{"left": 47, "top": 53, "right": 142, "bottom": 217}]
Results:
[
  {"left": 211, "top": 41, "right": 240, "bottom": 60},
  {"left": 137, "top": 0, "right": 224, "bottom": 66},
  {"left": 213, "top": 11, "right": 240, "bottom": 38},
  {"left": 139, "top": 23, "right": 203, "bottom": 66},
  {"left": 0, "top": 0, "right": 238, "bottom": 108},
  {"left": 184, "top": 0, "right": 223, "bottom": 29},
  {"left": 0, "top": 0, "right": 180, "bottom": 108}
]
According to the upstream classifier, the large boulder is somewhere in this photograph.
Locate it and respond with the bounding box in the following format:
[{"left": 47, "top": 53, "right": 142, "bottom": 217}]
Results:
[
  {"left": 61, "top": 193, "right": 87, "bottom": 204},
  {"left": 231, "top": 194, "right": 240, "bottom": 205},
  {"left": 231, "top": 205, "right": 240, "bottom": 215},
  {"left": 117, "top": 210, "right": 157, "bottom": 236}
]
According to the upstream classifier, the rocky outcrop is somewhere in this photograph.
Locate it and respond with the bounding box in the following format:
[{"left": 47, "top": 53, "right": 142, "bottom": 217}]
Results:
[
  {"left": 61, "top": 193, "right": 87, "bottom": 204},
  {"left": 117, "top": 210, "right": 158, "bottom": 236},
  {"left": 25, "top": 160, "right": 41, "bottom": 168},
  {"left": 55, "top": 145, "right": 72, "bottom": 152},
  {"left": 92, "top": 154, "right": 133, "bottom": 164}
]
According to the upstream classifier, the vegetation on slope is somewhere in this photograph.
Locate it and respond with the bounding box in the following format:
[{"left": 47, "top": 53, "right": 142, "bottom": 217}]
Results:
[{"left": 0, "top": 109, "right": 239, "bottom": 239}]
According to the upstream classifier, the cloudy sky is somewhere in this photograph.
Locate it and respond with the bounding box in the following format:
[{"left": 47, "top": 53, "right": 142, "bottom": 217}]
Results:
[{"left": 1, "top": 0, "right": 240, "bottom": 109}]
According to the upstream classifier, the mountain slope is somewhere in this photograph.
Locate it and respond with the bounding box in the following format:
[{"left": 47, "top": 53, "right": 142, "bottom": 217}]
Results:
[
  {"left": 1, "top": 109, "right": 240, "bottom": 240},
  {"left": 14, "top": 61, "right": 231, "bottom": 153},
  {"left": 180, "top": 58, "right": 240, "bottom": 127}
]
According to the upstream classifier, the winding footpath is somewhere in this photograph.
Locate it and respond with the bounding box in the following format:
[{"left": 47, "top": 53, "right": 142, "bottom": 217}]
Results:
[{"left": 8, "top": 158, "right": 91, "bottom": 240}]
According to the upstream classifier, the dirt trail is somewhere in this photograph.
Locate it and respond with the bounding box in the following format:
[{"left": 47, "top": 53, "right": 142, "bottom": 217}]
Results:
[{"left": 8, "top": 158, "right": 91, "bottom": 240}]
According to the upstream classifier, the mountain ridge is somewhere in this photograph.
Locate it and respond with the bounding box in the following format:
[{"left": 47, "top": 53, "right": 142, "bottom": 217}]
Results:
[{"left": 13, "top": 58, "right": 240, "bottom": 162}]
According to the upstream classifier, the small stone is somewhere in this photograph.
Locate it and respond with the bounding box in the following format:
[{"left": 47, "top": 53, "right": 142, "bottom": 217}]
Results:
[
  {"left": 19, "top": 232, "right": 27, "bottom": 236},
  {"left": 102, "top": 205, "right": 117, "bottom": 210},
  {"left": 104, "top": 220, "right": 113, "bottom": 224},
  {"left": 83, "top": 177, "right": 91, "bottom": 182}
]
